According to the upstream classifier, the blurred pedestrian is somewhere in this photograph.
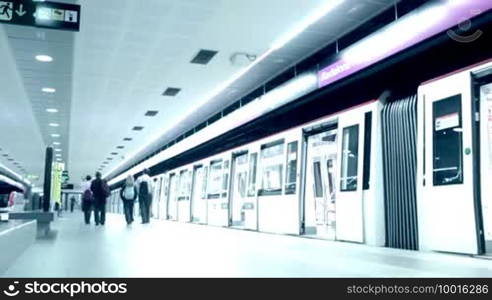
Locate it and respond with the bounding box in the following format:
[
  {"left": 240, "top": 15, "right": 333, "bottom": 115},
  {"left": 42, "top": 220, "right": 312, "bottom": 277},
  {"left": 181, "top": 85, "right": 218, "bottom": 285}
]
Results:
[
  {"left": 90, "top": 172, "right": 110, "bottom": 226},
  {"left": 120, "top": 175, "right": 137, "bottom": 225},
  {"left": 136, "top": 169, "right": 153, "bottom": 224}
]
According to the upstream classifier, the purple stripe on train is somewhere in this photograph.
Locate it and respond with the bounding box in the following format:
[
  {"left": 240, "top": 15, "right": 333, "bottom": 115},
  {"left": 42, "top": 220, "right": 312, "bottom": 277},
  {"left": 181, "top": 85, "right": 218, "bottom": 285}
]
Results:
[{"left": 318, "top": 0, "right": 492, "bottom": 88}]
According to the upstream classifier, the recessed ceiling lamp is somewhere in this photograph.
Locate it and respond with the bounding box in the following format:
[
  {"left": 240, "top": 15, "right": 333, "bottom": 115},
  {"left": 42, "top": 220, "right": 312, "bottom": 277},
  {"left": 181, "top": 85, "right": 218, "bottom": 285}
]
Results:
[
  {"left": 35, "top": 55, "right": 53, "bottom": 62},
  {"left": 42, "top": 87, "right": 56, "bottom": 93},
  {"left": 49, "top": 123, "right": 59, "bottom": 127},
  {"left": 51, "top": 134, "right": 60, "bottom": 138},
  {"left": 46, "top": 108, "right": 58, "bottom": 113}
]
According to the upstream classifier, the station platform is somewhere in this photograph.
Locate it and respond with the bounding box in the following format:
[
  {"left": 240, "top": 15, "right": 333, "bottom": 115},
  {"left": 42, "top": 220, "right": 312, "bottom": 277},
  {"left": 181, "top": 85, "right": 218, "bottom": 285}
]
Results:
[{"left": 2, "top": 213, "right": 491, "bottom": 278}]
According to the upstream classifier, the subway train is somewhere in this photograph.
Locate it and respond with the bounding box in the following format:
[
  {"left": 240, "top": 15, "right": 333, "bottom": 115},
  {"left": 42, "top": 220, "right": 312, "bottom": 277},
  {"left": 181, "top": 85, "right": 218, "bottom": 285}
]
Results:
[{"left": 108, "top": 59, "right": 492, "bottom": 256}]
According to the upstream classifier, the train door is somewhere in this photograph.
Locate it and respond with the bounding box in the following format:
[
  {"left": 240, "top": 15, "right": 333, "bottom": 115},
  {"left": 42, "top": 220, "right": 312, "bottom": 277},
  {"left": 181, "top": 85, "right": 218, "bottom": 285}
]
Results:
[
  {"left": 159, "top": 175, "right": 168, "bottom": 220},
  {"left": 152, "top": 177, "right": 161, "bottom": 219},
  {"left": 229, "top": 152, "right": 249, "bottom": 228},
  {"left": 336, "top": 110, "right": 366, "bottom": 243},
  {"left": 177, "top": 170, "right": 192, "bottom": 222},
  {"left": 419, "top": 71, "right": 478, "bottom": 254},
  {"left": 167, "top": 173, "right": 178, "bottom": 220},
  {"left": 478, "top": 77, "right": 492, "bottom": 255},
  {"left": 191, "top": 165, "right": 207, "bottom": 224},
  {"left": 245, "top": 152, "right": 259, "bottom": 230},
  {"left": 303, "top": 127, "right": 338, "bottom": 239}
]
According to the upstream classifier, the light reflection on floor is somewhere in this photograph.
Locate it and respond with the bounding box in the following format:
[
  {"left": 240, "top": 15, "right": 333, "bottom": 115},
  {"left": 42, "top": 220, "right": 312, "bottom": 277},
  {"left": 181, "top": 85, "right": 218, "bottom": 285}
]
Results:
[{"left": 3, "top": 212, "right": 492, "bottom": 277}]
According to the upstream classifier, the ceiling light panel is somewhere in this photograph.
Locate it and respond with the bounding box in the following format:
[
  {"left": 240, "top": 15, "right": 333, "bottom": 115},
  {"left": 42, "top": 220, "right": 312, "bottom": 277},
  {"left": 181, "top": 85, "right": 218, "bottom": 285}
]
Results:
[{"left": 35, "top": 55, "right": 53, "bottom": 62}]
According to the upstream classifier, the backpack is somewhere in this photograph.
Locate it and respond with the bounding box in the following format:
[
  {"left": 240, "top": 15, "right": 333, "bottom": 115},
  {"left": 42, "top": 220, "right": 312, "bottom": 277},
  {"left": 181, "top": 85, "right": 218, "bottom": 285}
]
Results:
[
  {"left": 101, "top": 180, "right": 110, "bottom": 198},
  {"left": 123, "top": 186, "right": 135, "bottom": 200},
  {"left": 82, "top": 189, "right": 93, "bottom": 202},
  {"left": 139, "top": 181, "right": 149, "bottom": 196}
]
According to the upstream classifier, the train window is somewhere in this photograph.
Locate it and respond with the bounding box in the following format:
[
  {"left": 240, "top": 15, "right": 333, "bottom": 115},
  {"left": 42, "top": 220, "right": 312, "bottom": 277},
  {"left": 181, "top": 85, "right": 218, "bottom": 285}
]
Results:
[
  {"left": 340, "top": 125, "right": 359, "bottom": 191},
  {"left": 237, "top": 154, "right": 248, "bottom": 198},
  {"left": 247, "top": 153, "right": 258, "bottom": 197},
  {"left": 313, "top": 161, "right": 323, "bottom": 197},
  {"left": 433, "top": 94, "right": 463, "bottom": 185},
  {"left": 285, "top": 141, "right": 298, "bottom": 194},
  {"left": 260, "top": 142, "right": 284, "bottom": 195},
  {"left": 201, "top": 167, "right": 208, "bottom": 199},
  {"left": 178, "top": 170, "right": 191, "bottom": 200},
  {"left": 208, "top": 161, "right": 223, "bottom": 197},
  {"left": 363, "top": 112, "right": 372, "bottom": 190},
  {"left": 222, "top": 160, "right": 230, "bottom": 191}
]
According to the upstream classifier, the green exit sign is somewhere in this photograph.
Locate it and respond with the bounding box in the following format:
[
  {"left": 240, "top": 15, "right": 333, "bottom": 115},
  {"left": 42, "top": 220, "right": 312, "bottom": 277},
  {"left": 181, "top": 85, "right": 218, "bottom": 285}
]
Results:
[{"left": 0, "top": 0, "right": 80, "bottom": 31}]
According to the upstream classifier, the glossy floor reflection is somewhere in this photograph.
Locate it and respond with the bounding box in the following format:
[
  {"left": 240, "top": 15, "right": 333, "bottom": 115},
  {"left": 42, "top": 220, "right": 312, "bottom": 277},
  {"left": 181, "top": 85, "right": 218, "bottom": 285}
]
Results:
[{"left": 3, "top": 212, "right": 492, "bottom": 277}]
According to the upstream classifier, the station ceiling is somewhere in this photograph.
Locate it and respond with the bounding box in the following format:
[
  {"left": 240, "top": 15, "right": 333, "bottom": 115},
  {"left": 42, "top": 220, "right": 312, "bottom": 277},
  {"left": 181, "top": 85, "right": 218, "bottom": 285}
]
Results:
[{"left": 0, "top": 0, "right": 396, "bottom": 188}]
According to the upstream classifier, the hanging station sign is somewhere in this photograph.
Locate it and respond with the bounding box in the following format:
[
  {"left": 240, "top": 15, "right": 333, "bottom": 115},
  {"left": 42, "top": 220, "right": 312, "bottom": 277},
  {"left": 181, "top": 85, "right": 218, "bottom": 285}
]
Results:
[{"left": 0, "top": 0, "right": 80, "bottom": 31}]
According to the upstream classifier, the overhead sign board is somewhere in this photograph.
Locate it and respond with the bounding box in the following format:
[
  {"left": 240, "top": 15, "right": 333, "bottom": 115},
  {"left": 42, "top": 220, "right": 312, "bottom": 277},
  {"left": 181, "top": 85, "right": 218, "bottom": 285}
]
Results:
[{"left": 0, "top": 0, "right": 80, "bottom": 31}]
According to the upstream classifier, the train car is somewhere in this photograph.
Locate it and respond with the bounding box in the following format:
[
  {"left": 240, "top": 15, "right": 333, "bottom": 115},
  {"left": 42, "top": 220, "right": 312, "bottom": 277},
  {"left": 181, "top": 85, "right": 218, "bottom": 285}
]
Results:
[
  {"left": 157, "top": 99, "right": 384, "bottom": 245},
  {"left": 417, "top": 59, "right": 492, "bottom": 255},
  {"left": 115, "top": 58, "right": 492, "bottom": 256}
]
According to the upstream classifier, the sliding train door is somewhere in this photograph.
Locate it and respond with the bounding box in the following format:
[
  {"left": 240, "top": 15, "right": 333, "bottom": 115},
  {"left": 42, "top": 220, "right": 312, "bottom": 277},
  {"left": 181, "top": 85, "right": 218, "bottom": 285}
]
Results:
[
  {"left": 336, "top": 110, "right": 365, "bottom": 243},
  {"left": 159, "top": 175, "right": 168, "bottom": 220},
  {"left": 191, "top": 165, "right": 207, "bottom": 224},
  {"left": 419, "top": 71, "right": 478, "bottom": 254},
  {"left": 229, "top": 152, "right": 249, "bottom": 228},
  {"left": 303, "top": 127, "right": 338, "bottom": 239},
  {"left": 177, "top": 169, "right": 192, "bottom": 222},
  {"left": 479, "top": 79, "right": 492, "bottom": 255},
  {"left": 167, "top": 173, "right": 178, "bottom": 221}
]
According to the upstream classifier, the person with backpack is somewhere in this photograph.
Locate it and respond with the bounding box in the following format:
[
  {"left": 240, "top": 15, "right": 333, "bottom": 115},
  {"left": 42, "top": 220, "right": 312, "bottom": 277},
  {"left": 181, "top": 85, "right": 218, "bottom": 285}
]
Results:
[
  {"left": 136, "top": 169, "right": 153, "bottom": 224},
  {"left": 90, "top": 172, "right": 110, "bottom": 226},
  {"left": 81, "top": 175, "right": 93, "bottom": 225},
  {"left": 120, "top": 175, "right": 137, "bottom": 225}
]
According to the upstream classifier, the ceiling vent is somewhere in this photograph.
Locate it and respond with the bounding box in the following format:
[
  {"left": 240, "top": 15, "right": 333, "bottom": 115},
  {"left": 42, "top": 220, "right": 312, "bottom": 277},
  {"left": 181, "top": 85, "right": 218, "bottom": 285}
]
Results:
[
  {"left": 162, "top": 87, "right": 181, "bottom": 97},
  {"left": 123, "top": 138, "right": 132, "bottom": 141},
  {"left": 117, "top": 146, "right": 125, "bottom": 149},
  {"left": 145, "top": 110, "right": 159, "bottom": 117},
  {"left": 191, "top": 49, "right": 218, "bottom": 65},
  {"left": 133, "top": 126, "right": 144, "bottom": 131},
  {"left": 111, "top": 152, "right": 118, "bottom": 155}
]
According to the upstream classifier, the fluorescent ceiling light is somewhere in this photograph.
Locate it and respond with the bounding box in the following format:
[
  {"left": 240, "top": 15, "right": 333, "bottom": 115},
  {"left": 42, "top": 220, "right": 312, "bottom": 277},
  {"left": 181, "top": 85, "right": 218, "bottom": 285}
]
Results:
[
  {"left": 53, "top": 142, "right": 61, "bottom": 145},
  {"left": 42, "top": 87, "right": 56, "bottom": 93},
  {"left": 270, "top": 0, "right": 344, "bottom": 50},
  {"left": 49, "top": 123, "right": 59, "bottom": 127},
  {"left": 54, "top": 149, "right": 62, "bottom": 152},
  {"left": 51, "top": 134, "right": 60, "bottom": 138},
  {"left": 55, "top": 154, "right": 61, "bottom": 157},
  {"left": 35, "top": 55, "right": 53, "bottom": 62},
  {"left": 46, "top": 108, "right": 58, "bottom": 113}
]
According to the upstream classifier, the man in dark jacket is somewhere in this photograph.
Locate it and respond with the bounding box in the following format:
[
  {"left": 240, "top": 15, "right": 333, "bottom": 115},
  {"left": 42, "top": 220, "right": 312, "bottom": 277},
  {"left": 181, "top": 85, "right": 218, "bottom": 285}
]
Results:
[{"left": 90, "top": 172, "right": 110, "bottom": 226}]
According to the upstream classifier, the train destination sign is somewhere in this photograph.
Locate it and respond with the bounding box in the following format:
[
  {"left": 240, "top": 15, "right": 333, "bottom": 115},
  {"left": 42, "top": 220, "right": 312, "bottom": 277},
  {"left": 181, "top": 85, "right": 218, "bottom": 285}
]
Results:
[{"left": 0, "top": 0, "right": 80, "bottom": 31}]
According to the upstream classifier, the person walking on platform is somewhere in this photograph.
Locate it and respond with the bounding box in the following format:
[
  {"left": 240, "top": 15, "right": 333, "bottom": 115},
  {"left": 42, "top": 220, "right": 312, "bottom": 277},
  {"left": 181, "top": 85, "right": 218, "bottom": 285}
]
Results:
[
  {"left": 70, "top": 195, "right": 76, "bottom": 212},
  {"left": 81, "top": 175, "right": 93, "bottom": 225},
  {"left": 120, "top": 175, "right": 137, "bottom": 225},
  {"left": 136, "top": 169, "right": 153, "bottom": 224},
  {"left": 90, "top": 172, "right": 110, "bottom": 226}
]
